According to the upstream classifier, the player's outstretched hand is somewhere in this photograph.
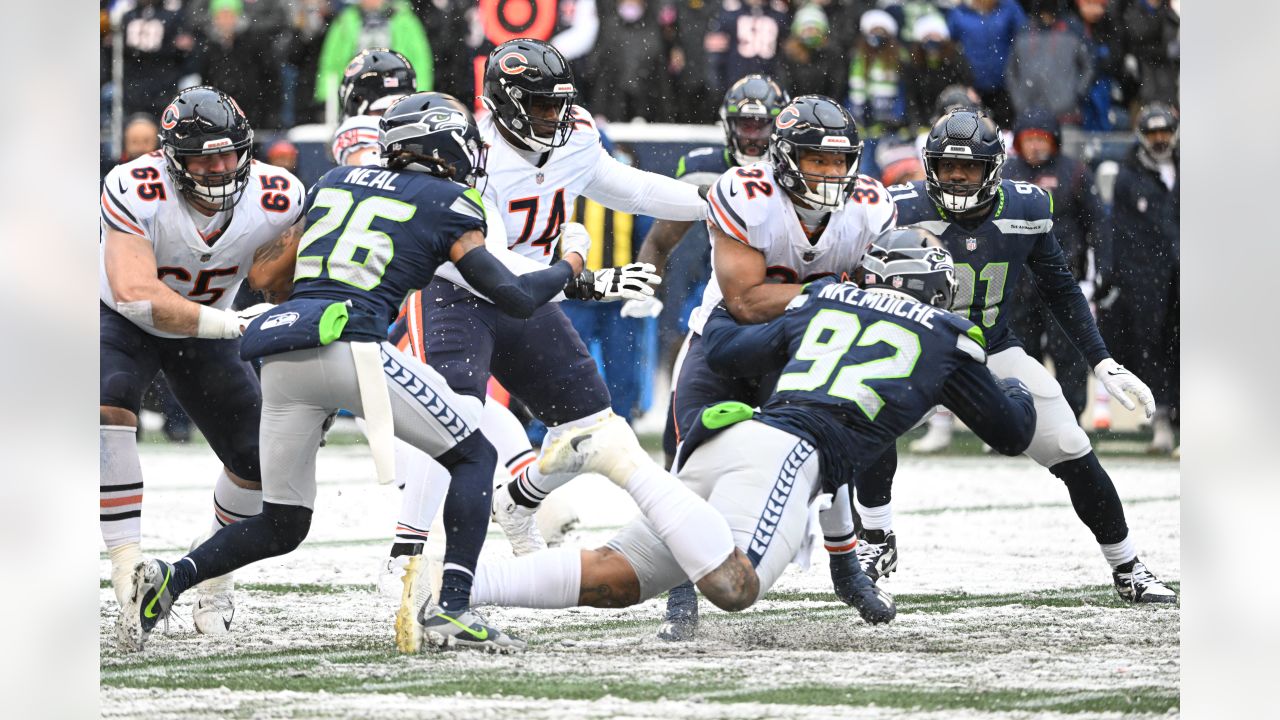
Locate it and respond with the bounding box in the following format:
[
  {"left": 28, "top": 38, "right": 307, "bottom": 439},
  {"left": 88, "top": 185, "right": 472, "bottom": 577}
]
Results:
[
  {"left": 1094, "top": 358, "right": 1156, "bottom": 418},
  {"left": 590, "top": 263, "right": 663, "bottom": 302},
  {"left": 620, "top": 296, "right": 663, "bottom": 318},
  {"left": 558, "top": 222, "right": 593, "bottom": 265}
]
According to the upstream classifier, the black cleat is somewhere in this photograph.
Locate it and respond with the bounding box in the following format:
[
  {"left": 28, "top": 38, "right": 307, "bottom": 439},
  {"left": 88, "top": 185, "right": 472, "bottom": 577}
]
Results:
[
  {"left": 658, "top": 581, "right": 699, "bottom": 641},
  {"left": 830, "top": 551, "right": 896, "bottom": 624},
  {"left": 856, "top": 529, "right": 898, "bottom": 583},
  {"left": 1113, "top": 558, "right": 1177, "bottom": 604}
]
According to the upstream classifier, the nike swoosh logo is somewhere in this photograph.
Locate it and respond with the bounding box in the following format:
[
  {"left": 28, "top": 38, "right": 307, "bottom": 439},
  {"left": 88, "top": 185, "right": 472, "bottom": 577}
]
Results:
[
  {"left": 570, "top": 434, "right": 592, "bottom": 451},
  {"left": 143, "top": 565, "right": 171, "bottom": 619},
  {"left": 437, "top": 613, "right": 488, "bottom": 641},
  {"left": 1107, "top": 370, "right": 1126, "bottom": 376},
  {"left": 117, "top": 179, "right": 128, "bottom": 195},
  {"left": 727, "top": 185, "right": 738, "bottom": 197}
]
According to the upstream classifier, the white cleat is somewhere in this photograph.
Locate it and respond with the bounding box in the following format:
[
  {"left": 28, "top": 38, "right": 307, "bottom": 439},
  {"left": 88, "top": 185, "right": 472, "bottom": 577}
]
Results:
[
  {"left": 188, "top": 534, "right": 235, "bottom": 635},
  {"left": 538, "top": 415, "right": 650, "bottom": 486},
  {"left": 396, "top": 555, "right": 432, "bottom": 653},
  {"left": 377, "top": 554, "right": 412, "bottom": 598},
  {"left": 492, "top": 478, "right": 547, "bottom": 556},
  {"left": 109, "top": 542, "right": 143, "bottom": 609},
  {"left": 1149, "top": 410, "right": 1175, "bottom": 455}
]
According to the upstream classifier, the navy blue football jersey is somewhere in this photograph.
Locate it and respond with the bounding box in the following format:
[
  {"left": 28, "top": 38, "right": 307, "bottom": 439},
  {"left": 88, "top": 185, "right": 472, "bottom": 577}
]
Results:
[
  {"left": 289, "top": 165, "right": 487, "bottom": 340},
  {"left": 888, "top": 179, "right": 1108, "bottom": 366},
  {"left": 701, "top": 282, "right": 1035, "bottom": 489},
  {"left": 675, "top": 146, "right": 733, "bottom": 187}
]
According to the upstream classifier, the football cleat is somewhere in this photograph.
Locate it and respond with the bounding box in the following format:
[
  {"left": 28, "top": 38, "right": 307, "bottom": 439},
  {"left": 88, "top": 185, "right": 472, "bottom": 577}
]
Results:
[
  {"left": 109, "top": 542, "right": 143, "bottom": 609},
  {"left": 537, "top": 414, "right": 649, "bottom": 486},
  {"left": 829, "top": 551, "right": 896, "bottom": 624},
  {"left": 856, "top": 529, "right": 899, "bottom": 583},
  {"left": 492, "top": 478, "right": 547, "bottom": 556},
  {"left": 536, "top": 491, "right": 580, "bottom": 548},
  {"left": 416, "top": 604, "right": 527, "bottom": 653},
  {"left": 116, "top": 559, "right": 175, "bottom": 652},
  {"left": 1113, "top": 558, "right": 1178, "bottom": 604},
  {"left": 1149, "top": 410, "right": 1175, "bottom": 455},
  {"left": 395, "top": 555, "right": 432, "bottom": 653},
  {"left": 657, "top": 581, "right": 699, "bottom": 642},
  {"left": 188, "top": 534, "right": 235, "bottom": 635}
]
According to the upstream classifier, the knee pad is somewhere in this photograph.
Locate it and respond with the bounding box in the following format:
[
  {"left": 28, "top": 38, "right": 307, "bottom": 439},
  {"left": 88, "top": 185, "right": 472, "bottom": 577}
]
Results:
[
  {"left": 263, "top": 502, "right": 312, "bottom": 554},
  {"left": 1028, "top": 419, "right": 1091, "bottom": 467}
]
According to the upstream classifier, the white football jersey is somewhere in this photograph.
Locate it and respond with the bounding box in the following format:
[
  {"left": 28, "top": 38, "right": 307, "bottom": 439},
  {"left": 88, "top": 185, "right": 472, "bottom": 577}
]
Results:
[
  {"left": 689, "top": 162, "right": 897, "bottom": 334},
  {"left": 99, "top": 152, "right": 305, "bottom": 338}
]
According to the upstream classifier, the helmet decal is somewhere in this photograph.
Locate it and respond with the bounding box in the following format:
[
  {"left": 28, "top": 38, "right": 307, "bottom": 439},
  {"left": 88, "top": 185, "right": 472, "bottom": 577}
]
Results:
[
  {"left": 775, "top": 106, "right": 801, "bottom": 129},
  {"left": 160, "top": 104, "right": 179, "bottom": 130},
  {"left": 499, "top": 52, "right": 531, "bottom": 75}
]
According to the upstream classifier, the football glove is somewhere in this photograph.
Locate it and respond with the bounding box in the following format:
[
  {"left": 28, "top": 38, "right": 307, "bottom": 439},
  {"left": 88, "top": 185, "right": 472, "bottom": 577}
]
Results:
[
  {"left": 1094, "top": 358, "right": 1155, "bottom": 418},
  {"left": 565, "top": 263, "right": 662, "bottom": 302},
  {"left": 620, "top": 296, "right": 664, "bottom": 318},
  {"left": 557, "top": 221, "right": 592, "bottom": 265}
]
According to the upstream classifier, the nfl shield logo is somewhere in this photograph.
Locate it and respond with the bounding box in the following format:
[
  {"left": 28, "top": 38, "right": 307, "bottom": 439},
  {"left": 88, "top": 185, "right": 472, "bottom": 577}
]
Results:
[
  {"left": 536, "top": 172, "right": 545, "bottom": 185},
  {"left": 965, "top": 237, "right": 978, "bottom": 251},
  {"left": 892, "top": 276, "right": 904, "bottom": 288},
  {"left": 802, "top": 251, "right": 815, "bottom": 262}
]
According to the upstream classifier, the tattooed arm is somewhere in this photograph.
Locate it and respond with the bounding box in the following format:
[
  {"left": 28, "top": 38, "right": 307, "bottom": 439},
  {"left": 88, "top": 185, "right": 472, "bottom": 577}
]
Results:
[{"left": 247, "top": 219, "right": 303, "bottom": 303}]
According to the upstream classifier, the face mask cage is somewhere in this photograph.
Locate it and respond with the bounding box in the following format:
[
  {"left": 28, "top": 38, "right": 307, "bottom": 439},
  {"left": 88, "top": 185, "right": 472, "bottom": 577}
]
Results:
[
  {"left": 166, "top": 143, "right": 252, "bottom": 211},
  {"left": 923, "top": 151, "right": 1002, "bottom": 213},
  {"left": 775, "top": 142, "right": 862, "bottom": 209}
]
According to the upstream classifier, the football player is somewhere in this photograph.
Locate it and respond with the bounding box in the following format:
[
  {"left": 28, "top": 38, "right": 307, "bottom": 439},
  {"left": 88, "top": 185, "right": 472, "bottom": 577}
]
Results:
[
  {"left": 873, "top": 109, "right": 1176, "bottom": 603},
  {"left": 100, "top": 86, "right": 304, "bottom": 643},
  {"left": 117, "top": 93, "right": 614, "bottom": 654},
  {"left": 461, "top": 230, "right": 1037, "bottom": 628},
  {"left": 657, "top": 95, "right": 898, "bottom": 640},
  {"left": 622, "top": 73, "right": 792, "bottom": 326},
  {"left": 418, "top": 38, "right": 701, "bottom": 555},
  {"left": 330, "top": 48, "right": 416, "bottom": 166}
]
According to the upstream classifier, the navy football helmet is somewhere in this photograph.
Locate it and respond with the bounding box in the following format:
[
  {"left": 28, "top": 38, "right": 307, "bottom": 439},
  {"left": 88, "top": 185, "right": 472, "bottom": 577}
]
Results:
[
  {"left": 380, "top": 93, "right": 487, "bottom": 188},
  {"left": 158, "top": 86, "right": 253, "bottom": 211},
  {"left": 482, "top": 38, "right": 578, "bottom": 151},
  {"left": 339, "top": 48, "right": 416, "bottom": 119},
  {"left": 859, "top": 226, "right": 957, "bottom": 309},
  {"left": 769, "top": 95, "right": 863, "bottom": 209},
  {"left": 720, "top": 74, "right": 791, "bottom": 167},
  {"left": 922, "top": 109, "right": 1005, "bottom": 213}
]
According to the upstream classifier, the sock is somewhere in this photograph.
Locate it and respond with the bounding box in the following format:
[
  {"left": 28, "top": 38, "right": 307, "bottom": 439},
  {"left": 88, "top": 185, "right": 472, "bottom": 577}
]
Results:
[
  {"left": 170, "top": 501, "right": 313, "bottom": 599},
  {"left": 928, "top": 409, "right": 954, "bottom": 430},
  {"left": 392, "top": 460, "right": 445, "bottom": 554},
  {"left": 1049, "top": 453, "right": 1129, "bottom": 545},
  {"left": 854, "top": 498, "right": 893, "bottom": 533},
  {"left": 210, "top": 469, "right": 262, "bottom": 533},
  {"left": 101, "top": 425, "right": 144, "bottom": 549},
  {"left": 1100, "top": 535, "right": 1137, "bottom": 570},
  {"left": 513, "top": 408, "right": 617, "bottom": 508},
  {"left": 436, "top": 432, "right": 499, "bottom": 613},
  {"left": 821, "top": 485, "right": 857, "bottom": 554},
  {"left": 624, "top": 465, "right": 734, "bottom": 583},
  {"left": 471, "top": 547, "right": 582, "bottom": 608}
]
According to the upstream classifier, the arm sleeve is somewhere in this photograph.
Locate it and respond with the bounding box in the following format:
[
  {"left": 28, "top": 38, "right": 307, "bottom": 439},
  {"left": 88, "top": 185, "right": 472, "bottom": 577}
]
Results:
[
  {"left": 454, "top": 249, "right": 574, "bottom": 320},
  {"left": 583, "top": 147, "right": 708, "bottom": 221},
  {"left": 1027, "top": 229, "right": 1111, "bottom": 366},
  {"left": 939, "top": 362, "right": 1036, "bottom": 456},
  {"left": 700, "top": 303, "right": 792, "bottom": 378}
]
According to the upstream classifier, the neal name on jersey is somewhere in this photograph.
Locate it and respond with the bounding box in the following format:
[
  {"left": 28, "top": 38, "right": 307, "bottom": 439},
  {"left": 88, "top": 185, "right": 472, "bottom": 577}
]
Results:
[{"left": 100, "top": 151, "right": 305, "bottom": 338}]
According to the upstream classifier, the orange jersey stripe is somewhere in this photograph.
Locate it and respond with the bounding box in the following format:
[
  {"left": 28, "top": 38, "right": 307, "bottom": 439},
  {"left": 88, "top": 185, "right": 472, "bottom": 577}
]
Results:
[
  {"left": 101, "top": 193, "right": 146, "bottom": 236},
  {"left": 708, "top": 194, "right": 749, "bottom": 245}
]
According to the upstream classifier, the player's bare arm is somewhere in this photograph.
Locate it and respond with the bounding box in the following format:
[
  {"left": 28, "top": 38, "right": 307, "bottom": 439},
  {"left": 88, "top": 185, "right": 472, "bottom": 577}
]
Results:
[
  {"left": 712, "top": 224, "right": 803, "bottom": 324},
  {"left": 104, "top": 227, "right": 208, "bottom": 336},
  {"left": 635, "top": 218, "right": 696, "bottom": 273},
  {"left": 247, "top": 219, "right": 304, "bottom": 304}
]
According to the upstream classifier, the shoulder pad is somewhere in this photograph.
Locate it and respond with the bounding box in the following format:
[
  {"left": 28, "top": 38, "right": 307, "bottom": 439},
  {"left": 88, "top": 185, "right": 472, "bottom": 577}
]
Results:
[
  {"left": 331, "top": 115, "right": 380, "bottom": 164},
  {"left": 946, "top": 313, "right": 988, "bottom": 364},
  {"left": 100, "top": 157, "right": 164, "bottom": 237},
  {"left": 706, "top": 164, "right": 772, "bottom": 244},
  {"left": 883, "top": 180, "right": 937, "bottom": 223},
  {"left": 566, "top": 105, "right": 600, "bottom": 145},
  {"left": 677, "top": 146, "right": 730, "bottom": 178},
  {"left": 251, "top": 162, "right": 306, "bottom": 224},
  {"left": 1000, "top": 179, "right": 1054, "bottom": 221},
  {"left": 853, "top": 175, "right": 897, "bottom": 234}
]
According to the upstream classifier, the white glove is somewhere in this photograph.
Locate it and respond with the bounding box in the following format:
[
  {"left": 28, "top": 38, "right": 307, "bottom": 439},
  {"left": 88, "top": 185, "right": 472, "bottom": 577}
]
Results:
[
  {"left": 557, "top": 221, "right": 592, "bottom": 265},
  {"left": 195, "top": 303, "right": 276, "bottom": 339},
  {"left": 620, "top": 295, "right": 664, "bottom": 318},
  {"left": 590, "top": 262, "right": 662, "bottom": 302},
  {"left": 1094, "top": 358, "right": 1155, "bottom": 418}
]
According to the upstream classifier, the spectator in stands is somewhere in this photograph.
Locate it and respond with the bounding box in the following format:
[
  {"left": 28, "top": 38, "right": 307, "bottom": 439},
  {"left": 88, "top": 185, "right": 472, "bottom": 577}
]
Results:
[
  {"left": 902, "top": 13, "right": 972, "bottom": 131},
  {"left": 122, "top": 114, "right": 161, "bottom": 162},
  {"left": 872, "top": 135, "right": 925, "bottom": 187},
  {"left": 1119, "top": 0, "right": 1179, "bottom": 108},
  {"left": 1066, "top": 0, "right": 1126, "bottom": 130},
  {"left": 182, "top": 0, "right": 291, "bottom": 37},
  {"left": 705, "top": 0, "right": 789, "bottom": 99},
  {"left": 1004, "top": 106, "right": 1110, "bottom": 420},
  {"left": 945, "top": 0, "right": 1026, "bottom": 126},
  {"left": 667, "top": 0, "right": 719, "bottom": 123},
  {"left": 1005, "top": 0, "right": 1092, "bottom": 126},
  {"left": 592, "top": 0, "right": 672, "bottom": 121},
  {"left": 117, "top": 0, "right": 199, "bottom": 118},
  {"left": 407, "top": 0, "right": 483, "bottom": 102},
  {"left": 315, "top": 0, "right": 433, "bottom": 115},
  {"left": 776, "top": 3, "right": 846, "bottom": 99},
  {"left": 1098, "top": 103, "right": 1179, "bottom": 454},
  {"left": 287, "top": 0, "right": 334, "bottom": 125},
  {"left": 882, "top": 0, "right": 951, "bottom": 43},
  {"left": 264, "top": 139, "right": 299, "bottom": 173},
  {"left": 196, "top": 0, "right": 285, "bottom": 128},
  {"left": 846, "top": 9, "right": 907, "bottom": 136}
]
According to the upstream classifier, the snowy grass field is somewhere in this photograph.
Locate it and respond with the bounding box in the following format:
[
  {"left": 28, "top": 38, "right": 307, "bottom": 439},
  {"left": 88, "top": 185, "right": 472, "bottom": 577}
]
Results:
[{"left": 100, "top": 442, "right": 1180, "bottom": 719}]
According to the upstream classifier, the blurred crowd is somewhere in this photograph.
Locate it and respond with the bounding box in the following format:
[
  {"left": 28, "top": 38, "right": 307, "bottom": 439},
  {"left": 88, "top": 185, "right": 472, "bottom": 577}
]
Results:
[
  {"left": 101, "top": 0, "right": 1178, "bottom": 133},
  {"left": 100, "top": 0, "right": 1179, "bottom": 452}
]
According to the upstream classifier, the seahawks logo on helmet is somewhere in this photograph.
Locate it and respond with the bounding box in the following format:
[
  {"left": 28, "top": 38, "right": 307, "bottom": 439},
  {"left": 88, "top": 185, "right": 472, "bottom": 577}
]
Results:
[{"left": 420, "top": 108, "right": 469, "bottom": 134}]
